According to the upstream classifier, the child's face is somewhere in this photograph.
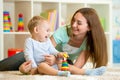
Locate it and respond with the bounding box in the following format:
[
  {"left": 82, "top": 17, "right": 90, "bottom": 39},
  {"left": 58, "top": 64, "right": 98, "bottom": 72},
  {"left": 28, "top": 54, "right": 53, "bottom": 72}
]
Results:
[{"left": 36, "top": 21, "right": 50, "bottom": 42}]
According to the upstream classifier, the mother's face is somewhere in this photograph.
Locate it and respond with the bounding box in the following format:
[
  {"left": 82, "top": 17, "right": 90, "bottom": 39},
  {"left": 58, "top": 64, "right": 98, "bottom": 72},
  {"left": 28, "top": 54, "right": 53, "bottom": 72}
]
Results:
[{"left": 71, "top": 12, "right": 90, "bottom": 36}]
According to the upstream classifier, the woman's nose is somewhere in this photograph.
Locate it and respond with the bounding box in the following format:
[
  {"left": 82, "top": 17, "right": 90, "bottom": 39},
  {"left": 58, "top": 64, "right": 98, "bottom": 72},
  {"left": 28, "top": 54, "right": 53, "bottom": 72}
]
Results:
[{"left": 72, "top": 22, "right": 77, "bottom": 28}]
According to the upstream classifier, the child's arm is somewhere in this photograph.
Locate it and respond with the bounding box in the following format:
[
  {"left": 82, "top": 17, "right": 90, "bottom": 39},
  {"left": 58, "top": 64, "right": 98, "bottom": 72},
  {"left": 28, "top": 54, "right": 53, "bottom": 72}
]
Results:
[
  {"left": 44, "top": 54, "right": 56, "bottom": 66},
  {"left": 21, "top": 38, "right": 37, "bottom": 74},
  {"left": 24, "top": 38, "right": 37, "bottom": 68}
]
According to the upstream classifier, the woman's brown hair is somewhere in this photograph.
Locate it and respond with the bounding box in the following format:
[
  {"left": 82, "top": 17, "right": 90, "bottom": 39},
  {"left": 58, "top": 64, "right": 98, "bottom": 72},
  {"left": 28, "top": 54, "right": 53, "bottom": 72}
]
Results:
[{"left": 69, "top": 8, "right": 108, "bottom": 68}]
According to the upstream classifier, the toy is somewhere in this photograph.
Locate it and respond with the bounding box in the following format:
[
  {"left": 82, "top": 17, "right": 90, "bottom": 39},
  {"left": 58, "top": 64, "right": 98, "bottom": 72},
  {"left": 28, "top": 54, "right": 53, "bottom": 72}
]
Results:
[
  {"left": 17, "top": 13, "right": 24, "bottom": 31},
  {"left": 3, "top": 11, "right": 13, "bottom": 32},
  {"left": 8, "top": 14, "right": 13, "bottom": 32},
  {"left": 8, "top": 48, "right": 23, "bottom": 57},
  {"left": 116, "top": 31, "right": 120, "bottom": 40},
  {"left": 61, "top": 53, "right": 69, "bottom": 71}
]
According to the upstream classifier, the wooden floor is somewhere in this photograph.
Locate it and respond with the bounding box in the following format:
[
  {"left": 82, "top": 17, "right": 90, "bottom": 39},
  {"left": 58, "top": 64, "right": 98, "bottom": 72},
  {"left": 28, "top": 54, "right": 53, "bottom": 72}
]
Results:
[{"left": 0, "top": 68, "right": 120, "bottom": 80}]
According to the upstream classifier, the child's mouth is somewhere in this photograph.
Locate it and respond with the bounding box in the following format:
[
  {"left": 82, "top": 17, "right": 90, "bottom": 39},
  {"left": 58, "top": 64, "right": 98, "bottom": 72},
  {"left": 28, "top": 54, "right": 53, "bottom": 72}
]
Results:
[{"left": 45, "top": 36, "right": 48, "bottom": 38}]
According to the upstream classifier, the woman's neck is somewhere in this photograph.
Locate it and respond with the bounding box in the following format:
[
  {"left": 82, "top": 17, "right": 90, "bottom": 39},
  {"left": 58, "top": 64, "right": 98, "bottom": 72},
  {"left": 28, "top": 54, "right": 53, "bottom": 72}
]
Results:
[
  {"left": 68, "top": 34, "right": 86, "bottom": 48},
  {"left": 72, "top": 32, "right": 86, "bottom": 41}
]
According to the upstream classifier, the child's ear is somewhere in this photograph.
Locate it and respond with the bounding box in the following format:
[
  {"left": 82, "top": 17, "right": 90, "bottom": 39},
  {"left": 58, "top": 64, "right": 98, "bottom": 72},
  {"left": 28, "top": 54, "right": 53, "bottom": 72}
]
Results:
[{"left": 34, "top": 26, "right": 38, "bottom": 33}]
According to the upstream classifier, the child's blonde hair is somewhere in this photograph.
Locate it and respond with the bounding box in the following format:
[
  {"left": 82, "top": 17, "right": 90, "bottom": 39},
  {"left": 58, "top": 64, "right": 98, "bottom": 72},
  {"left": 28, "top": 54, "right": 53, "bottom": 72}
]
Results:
[{"left": 27, "top": 16, "right": 47, "bottom": 33}]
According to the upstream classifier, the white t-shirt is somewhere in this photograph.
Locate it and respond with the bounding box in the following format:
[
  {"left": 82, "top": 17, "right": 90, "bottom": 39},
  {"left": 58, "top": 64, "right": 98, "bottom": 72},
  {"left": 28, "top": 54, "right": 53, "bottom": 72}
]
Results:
[{"left": 24, "top": 37, "right": 58, "bottom": 68}]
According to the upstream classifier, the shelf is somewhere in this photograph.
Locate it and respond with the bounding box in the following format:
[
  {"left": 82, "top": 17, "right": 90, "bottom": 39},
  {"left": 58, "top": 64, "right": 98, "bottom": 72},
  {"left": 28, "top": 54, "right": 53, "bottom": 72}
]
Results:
[
  {"left": 33, "top": 0, "right": 59, "bottom": 3},
  {"left": 3, "top": 32, "right": 53, "bottom": 35},
  {"left": 4, "top": 0, "right": 31, "bottom": 2},
  {"left": 4, "top": 32, "right": 30, "bottom": 35},
  {"left": 1, "top": 0, "right": 113, "bottom": 65}
]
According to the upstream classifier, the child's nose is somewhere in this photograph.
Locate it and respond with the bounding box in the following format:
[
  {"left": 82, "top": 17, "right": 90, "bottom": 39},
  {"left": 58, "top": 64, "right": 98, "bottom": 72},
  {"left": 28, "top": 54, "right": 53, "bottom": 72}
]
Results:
[{"left": 48, "top": 33, "right": 50, "bottom": 37}]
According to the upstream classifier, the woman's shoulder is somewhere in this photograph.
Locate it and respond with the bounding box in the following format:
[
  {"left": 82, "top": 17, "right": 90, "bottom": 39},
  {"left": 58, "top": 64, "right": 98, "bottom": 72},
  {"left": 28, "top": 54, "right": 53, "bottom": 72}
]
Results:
[
  {"left": 53, "top": 26, "right": 68, "bottom": 37},
  {"left": 52, "top": 26, "right": 69, "bottom": 44},
  {"left": 56, "top": 26, "right": 67, "bottom": 32}
]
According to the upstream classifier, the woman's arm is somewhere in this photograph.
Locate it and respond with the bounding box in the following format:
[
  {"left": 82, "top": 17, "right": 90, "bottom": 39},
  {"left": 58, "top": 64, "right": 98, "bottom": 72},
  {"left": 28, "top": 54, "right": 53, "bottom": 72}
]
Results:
[
  {"left": 68, "top": 51, "right": 90, "bottom": 75},
  {"left": 50, "top": 35, "right": 89, "bottom": 68},
  {"left": 74, "top": 50, "right": 89, "bottom": 68},
  {"left": 50, "top": 35, "right": 57, "bottom": 47}
]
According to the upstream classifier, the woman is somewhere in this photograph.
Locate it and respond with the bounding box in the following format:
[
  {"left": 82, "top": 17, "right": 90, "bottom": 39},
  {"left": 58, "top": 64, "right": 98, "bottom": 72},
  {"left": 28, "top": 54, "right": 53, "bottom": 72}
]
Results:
[{"left": 0, "top": 8, "right": 108, "bottom": 75}]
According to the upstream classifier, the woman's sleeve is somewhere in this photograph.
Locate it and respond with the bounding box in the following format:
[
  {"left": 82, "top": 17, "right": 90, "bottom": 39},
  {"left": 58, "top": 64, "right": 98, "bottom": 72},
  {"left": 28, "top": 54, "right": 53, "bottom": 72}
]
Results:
[{"left": 52, "top": 27, "right": 69, "bottom": 44}]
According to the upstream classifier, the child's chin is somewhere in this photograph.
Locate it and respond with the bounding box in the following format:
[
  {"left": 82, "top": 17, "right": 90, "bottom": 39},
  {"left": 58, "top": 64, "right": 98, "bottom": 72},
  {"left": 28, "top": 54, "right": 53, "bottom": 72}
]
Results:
[
  {"left": 40, "top": 39, "right": 47, "bottom": 42},
  {"left": 43, "top": 38, "right": 48, "bottom": 41}
]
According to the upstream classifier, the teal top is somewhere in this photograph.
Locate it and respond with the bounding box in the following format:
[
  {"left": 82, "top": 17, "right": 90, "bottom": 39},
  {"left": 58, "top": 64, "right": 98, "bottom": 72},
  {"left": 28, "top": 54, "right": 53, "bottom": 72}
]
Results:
[{"left": 53, "top": 26, "right": 87, "bottom": 61}]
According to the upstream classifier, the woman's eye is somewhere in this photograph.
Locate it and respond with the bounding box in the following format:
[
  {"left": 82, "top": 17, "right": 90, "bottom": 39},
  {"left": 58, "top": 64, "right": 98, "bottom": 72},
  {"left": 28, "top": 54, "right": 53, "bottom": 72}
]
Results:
[
  {"left": 72, "top": 18, "right": 82, "bottom": 25},
  {"left": 77, "top": 22, "right": 82, "bottom": 25}
]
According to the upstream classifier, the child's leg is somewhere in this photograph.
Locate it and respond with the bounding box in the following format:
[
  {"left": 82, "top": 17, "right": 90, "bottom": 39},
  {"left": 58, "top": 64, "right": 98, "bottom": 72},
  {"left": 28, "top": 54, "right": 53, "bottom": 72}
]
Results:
[
  {"left": 38, "top": 62, "right": 70, "bottom": 76},
  {"left": 57, "top": 63, "right": 62, "bottom": 70},
  {"left": 69, "top": 65, "right": 106, "bottom": 75},
  {"left": 56, "top": 58, "right": 62, "bottom": 70}
]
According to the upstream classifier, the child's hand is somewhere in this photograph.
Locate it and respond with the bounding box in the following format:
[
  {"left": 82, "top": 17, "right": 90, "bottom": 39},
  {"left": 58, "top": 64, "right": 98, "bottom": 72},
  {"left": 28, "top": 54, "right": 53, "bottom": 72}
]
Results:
[
  {"left": 44, "top": 54, "right": 56, "bottom": 66},
  {"left": 57, "top": 52, "right": 69, "bottom": 58},
  {"left": 19, "top": 60, "right": 32, "bottom": 74}
]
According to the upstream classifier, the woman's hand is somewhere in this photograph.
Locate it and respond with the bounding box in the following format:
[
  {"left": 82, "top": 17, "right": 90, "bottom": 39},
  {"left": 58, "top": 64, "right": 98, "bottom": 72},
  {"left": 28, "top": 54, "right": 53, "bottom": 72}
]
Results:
[
  {"left": 19, "top": 60, "right": 32, "bottom": 74},
  {"left": 44, "top": 54, "right": 56, "bottom": 66}
]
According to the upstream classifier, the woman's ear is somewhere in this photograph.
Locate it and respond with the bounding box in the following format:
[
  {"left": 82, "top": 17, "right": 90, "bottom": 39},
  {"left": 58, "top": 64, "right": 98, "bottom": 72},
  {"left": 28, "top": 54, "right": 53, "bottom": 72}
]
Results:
[{"left": 34, "top": 26, "right": 38, "bottom": 33}]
